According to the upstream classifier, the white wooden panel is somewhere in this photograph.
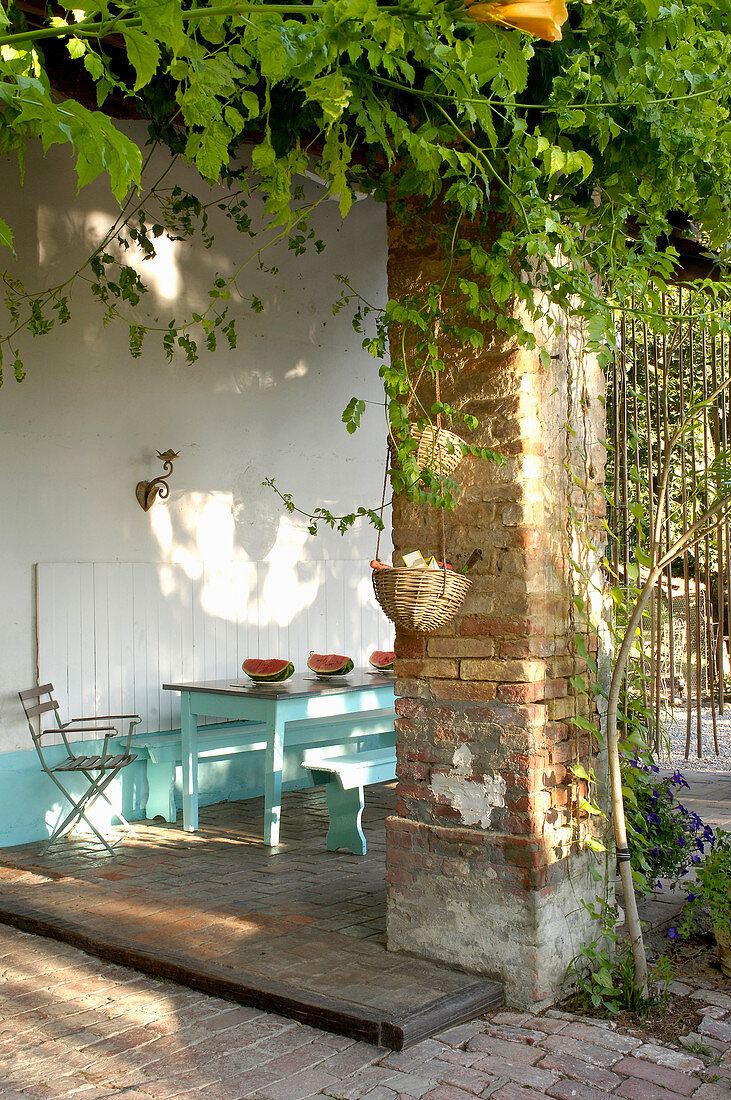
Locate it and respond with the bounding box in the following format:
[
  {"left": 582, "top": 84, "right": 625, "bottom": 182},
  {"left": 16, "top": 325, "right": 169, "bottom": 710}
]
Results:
[{"left": 37, "top": 560, "right": 391, "bottom": 733}]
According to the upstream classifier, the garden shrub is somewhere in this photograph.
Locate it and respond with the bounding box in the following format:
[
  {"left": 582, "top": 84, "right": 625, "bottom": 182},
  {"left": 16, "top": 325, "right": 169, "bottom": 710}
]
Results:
[{"left": 622, "top": 750, "right": 715, "bottom": 893}]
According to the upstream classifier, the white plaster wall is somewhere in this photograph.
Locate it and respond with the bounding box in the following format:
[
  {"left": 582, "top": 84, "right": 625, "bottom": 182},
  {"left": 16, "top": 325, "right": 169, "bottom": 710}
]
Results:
[{"left": 0, "top": 127, "right": 389, "bottom": 753}]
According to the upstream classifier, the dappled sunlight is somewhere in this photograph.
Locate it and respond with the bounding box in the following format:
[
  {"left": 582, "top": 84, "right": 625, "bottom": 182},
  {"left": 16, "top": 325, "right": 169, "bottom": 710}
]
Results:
[
  {"left": 36, "top": 204, "right": 101, "bottom": 270},
  {"left": 228, "top": 365, "right": 277, "bottom": 393},
  {"left": 149, "top": 491, "right": 326, "bottom": 628},
  {"left": 82, "top": 210, "right": 182, "bottom": 302},
  {"left": 285, "top": 358, "right": 309, "bottom": 380},
  {"left": 195, "top": 494, "right": 236, "bottom": 562},
  {"left": 36, "top": 492, "right": 390, "bottom": 731},
  {"left": 261, "top": 559, "right": 320, "bottom": 628},
  {"left": 43, "top": 777, "right": 123, "bottom": 839},
  {"left": 44, "top": 801, "right": 65, "bottom": 838},
  {"left": 150, "top": 502, "right": 173, "bottom": 553},
  {"left": 126, "top": 232, "right": 181, "bottom": 300}
]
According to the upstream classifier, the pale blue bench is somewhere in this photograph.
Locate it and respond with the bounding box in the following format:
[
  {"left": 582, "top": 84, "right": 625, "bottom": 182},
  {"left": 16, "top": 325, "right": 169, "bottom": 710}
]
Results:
[
  {"left": 302, "top": 746, "right": 397, "bottom": 855},
  {"left": 132, "top": 712, "right": 396, "bottom": 823}
]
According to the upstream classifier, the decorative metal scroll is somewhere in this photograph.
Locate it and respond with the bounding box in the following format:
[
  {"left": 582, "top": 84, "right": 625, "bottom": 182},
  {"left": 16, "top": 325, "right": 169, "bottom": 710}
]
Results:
[{"left": 136, "top": 449, "right": 180, "bottom": 511}]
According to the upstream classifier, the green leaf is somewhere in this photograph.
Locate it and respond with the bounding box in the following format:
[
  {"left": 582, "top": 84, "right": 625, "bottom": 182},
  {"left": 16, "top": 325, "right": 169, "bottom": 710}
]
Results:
[
  {"left": 305, "top": 72, "right": 352, "bottom": 128},
  {"left": 545, "top": 146, "right": 566, "bottom": 179},
  {"left": 594, "top": 967, "right": 616, "bottom": 990},
  {"left": 124, "top": 30, "right": 161, "bottom": 92},
  {"left": 0, "top": 216, "right": 15, "bottom": 253},
  {"left": 635, "top": 545, "right": 652, "bottom": 568},
  {"left": 193, "top": 120, "right": 232, "bottom": 182},
  {"left": 571, "top": 716, "right": 600, "bottom": 734},
  {"left": 66, "top": 37, "right": 86, "bottom": 60},
  {"left": 465, "top": 37, "right": 501, "bottom": 86},
  {"left": 137, "top": 0, "right": 185, "bottom": 52}
]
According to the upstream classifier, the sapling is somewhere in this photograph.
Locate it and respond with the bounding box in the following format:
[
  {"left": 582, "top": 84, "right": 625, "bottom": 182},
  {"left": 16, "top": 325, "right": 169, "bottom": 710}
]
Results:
[{"left": 605, "top": 378, "right": 731, "bottom": 997}]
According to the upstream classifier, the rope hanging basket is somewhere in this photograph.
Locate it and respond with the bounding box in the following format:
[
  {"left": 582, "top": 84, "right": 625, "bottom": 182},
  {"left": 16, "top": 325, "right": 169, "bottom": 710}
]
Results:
[
  {"left": 411, "top": 422, "right": 464, "bottom": 480},
  {"left": 373, "top": 567, "right": 471, "bottom": 634},
  {"left": 373, "top": 295, "right": 471, "bottom": 634}
]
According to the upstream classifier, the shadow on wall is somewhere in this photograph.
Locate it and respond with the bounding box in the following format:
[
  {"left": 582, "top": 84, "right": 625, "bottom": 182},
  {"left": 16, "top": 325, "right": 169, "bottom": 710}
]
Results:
[{"left": 36, "top": 492, "right": 392, "bottom": 738}]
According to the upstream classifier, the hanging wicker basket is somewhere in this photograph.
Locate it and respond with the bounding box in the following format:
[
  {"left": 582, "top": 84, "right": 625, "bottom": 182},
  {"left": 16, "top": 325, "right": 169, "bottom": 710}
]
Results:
[
  {"left": 373, "top": 567, "right": 471, "bottom": 634},
  {"left": 412, "top": 423, "right": 465, "bottom": 480}
]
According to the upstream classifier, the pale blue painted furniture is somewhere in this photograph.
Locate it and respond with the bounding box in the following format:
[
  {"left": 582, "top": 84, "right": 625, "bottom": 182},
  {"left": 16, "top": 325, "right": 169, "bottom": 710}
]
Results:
[
  {"left": 132, "top": 712, "right": 395, "bottom": 823},
  {"left": 302, "top": 746, "right": 397, "bottom": 855},
  {"left": 131, "top": 722, "right": 266, "bottom": 822},
  {"left": 162, "top": 672, "right": 396, "bottom": 845}
]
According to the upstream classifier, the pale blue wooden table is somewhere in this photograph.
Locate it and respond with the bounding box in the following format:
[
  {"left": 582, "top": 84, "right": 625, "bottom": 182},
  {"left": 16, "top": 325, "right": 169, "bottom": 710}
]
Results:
[{"left": 162, "top": 671, "right": 396, "bottom": 844}]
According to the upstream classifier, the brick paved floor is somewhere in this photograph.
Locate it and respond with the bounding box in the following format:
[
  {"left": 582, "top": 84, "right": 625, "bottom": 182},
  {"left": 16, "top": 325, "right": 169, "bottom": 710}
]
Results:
[
  {"left": 0, "top": 922, "right": 729, "bottom": 1099},
  {"left": 0, "top": 785, "right": 501, "bottom": 1046}
]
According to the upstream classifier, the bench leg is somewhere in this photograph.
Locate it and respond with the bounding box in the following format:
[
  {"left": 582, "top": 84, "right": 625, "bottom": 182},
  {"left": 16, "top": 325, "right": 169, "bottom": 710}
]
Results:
[
  {"left": 325, "top": 783, "right": 367, "bottom": 856},
  {"left": 146, "top": 762, "right": 176, "bottom": 823}
]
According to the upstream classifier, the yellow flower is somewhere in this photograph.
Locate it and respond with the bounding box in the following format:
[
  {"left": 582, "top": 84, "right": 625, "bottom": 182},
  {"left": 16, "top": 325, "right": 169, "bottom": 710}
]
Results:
[{"left": 464, "top": 0, "right": 569, "bottom": 42}]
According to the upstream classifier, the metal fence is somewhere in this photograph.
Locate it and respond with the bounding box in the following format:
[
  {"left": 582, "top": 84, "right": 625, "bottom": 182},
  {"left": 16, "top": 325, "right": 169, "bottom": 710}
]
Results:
[{"left": 607, "top": 290, "right": 729, "bottom": 757}]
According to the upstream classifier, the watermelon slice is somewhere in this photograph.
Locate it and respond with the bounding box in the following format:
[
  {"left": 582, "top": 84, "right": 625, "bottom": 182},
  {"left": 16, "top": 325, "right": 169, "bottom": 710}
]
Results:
[
  {"left": 369, "top": 650, "right": 395, "bottom": 671},
  {"left": 307, "top": 653, "right": 354, "bottom": 676},
  {"left": 242, "top": 658, "right": 295, "bottom": 683}
]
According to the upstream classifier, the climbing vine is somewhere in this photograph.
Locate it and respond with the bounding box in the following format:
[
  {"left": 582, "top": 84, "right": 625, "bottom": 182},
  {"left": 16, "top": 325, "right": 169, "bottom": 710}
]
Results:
[
  {"left": 3, "top": 0, "right": 731, "bottom": 517},
  {"left": 4, "top": 0, "right": 731, "bottom": 763}
]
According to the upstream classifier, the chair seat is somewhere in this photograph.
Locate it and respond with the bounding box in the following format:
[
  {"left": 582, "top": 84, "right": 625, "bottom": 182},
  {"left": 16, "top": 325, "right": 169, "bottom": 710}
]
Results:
[
  {"left": 54, "top": 752, "right": 137, "bottom": 772},
  {"left": 54, "top": 755, "right": 104, "bottom": 771}
]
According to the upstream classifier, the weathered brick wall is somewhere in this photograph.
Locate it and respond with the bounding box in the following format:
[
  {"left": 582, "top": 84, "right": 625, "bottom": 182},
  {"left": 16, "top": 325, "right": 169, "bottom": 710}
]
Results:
[{"left": 385, "top": 203, "right": 608, "bottom": 1008}]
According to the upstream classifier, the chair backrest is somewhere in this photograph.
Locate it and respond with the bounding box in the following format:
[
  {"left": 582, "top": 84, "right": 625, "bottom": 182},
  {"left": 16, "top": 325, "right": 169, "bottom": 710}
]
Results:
[{"left": 18, "top": 684, "right": 63, "bottom": 743}]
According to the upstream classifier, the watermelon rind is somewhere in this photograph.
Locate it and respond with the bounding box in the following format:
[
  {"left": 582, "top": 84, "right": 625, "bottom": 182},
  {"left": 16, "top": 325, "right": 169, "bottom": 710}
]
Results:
[
  {"left": 369, "top": 650, "right": 395, "bottom": 671},
  {"left": 307, "top": 653, "right": 355, "bottom": 676},
  {"left": 242, "top": 658, "right": 295, "bottom": 682}
]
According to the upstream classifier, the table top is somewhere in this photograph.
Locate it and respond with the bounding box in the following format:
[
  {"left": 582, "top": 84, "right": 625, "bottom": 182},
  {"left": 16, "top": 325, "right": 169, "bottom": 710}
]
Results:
[{"left": 162, "top": 669, "right": 395, "bottom": 701}]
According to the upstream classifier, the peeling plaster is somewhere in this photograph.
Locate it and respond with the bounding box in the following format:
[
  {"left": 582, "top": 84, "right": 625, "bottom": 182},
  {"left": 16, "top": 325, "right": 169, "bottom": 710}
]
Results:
[{"left": 430, "top": 745, "right": 506, "bottom": 829}]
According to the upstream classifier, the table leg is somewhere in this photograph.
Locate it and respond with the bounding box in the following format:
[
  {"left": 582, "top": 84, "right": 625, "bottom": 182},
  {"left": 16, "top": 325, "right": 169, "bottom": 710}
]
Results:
[
  {"left": 264, "top": 707, "right": 285, "bottom": 845},
  {"left": 181, "top": 692, "right": 199, "bottom": 832}
]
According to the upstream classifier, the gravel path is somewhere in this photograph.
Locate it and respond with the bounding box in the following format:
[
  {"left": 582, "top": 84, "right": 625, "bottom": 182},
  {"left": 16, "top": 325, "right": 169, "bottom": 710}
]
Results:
[{"left": 658, "top": 704, "right": 731, "bottom": 771}]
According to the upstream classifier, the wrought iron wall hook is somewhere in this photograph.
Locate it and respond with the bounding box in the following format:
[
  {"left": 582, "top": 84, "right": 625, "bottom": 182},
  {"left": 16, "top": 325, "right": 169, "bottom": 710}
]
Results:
[{"left": 136, "top": 449, "right": 180, "bottom": 511}]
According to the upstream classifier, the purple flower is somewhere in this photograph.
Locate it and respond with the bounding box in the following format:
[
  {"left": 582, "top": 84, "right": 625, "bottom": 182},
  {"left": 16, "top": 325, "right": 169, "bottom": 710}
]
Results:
[
  {"left": 696, "top": 839, "right": 705, "bottom": 852},
  {"left": 647, "top": 812, "right": 661, "bottom": 825},
  {"left": 650, "top": 845, "right": 660, "bottom": 858},
  {"left": 650, "top": 764, "right": 660, "bottom": 774},
  {"left": 691, "top": 853, "right": 701, "bottom": 864},
  {"left": 672, "top": 771, "right": 690, "bottom": 789},
  {"left": 668, "top": 927, "right": 679, "bottom": 940},
  {"left": 703, "top": 826, "right": 715, "bottom": 842},
  {"left": 678, "top": 803, "right": 688, "bottom": 816},
  {"left": 687, "top": 892, "right": 698, "bottom": 902},
  {"left": 678, "top": 836, "right": 686, "bottom": 848}
]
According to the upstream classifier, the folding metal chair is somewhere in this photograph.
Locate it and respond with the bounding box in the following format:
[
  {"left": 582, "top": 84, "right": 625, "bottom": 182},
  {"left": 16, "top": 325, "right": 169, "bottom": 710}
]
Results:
[{"left": 18, "top": 684, "right": 140, "bottom": 854}]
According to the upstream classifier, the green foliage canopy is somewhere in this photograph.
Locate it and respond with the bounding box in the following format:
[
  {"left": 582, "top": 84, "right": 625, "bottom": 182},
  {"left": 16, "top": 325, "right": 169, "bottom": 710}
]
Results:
[{"left": 2, "top": 0, "right": 731, "bottom": 513}]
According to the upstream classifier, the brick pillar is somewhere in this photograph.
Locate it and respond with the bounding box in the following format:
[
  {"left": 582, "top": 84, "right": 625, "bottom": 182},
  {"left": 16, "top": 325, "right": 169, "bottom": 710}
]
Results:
[{"left": 384, "top": 203, "right": 608, "bottom": 1009}]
